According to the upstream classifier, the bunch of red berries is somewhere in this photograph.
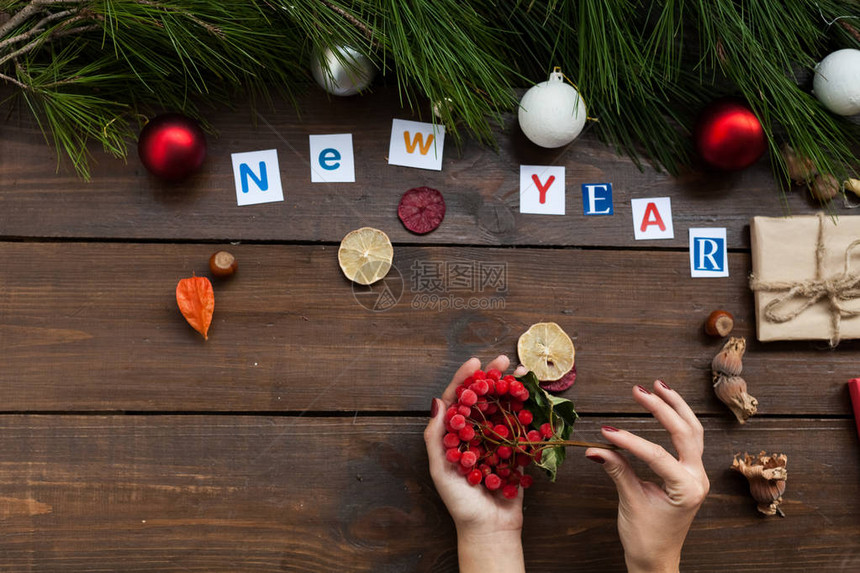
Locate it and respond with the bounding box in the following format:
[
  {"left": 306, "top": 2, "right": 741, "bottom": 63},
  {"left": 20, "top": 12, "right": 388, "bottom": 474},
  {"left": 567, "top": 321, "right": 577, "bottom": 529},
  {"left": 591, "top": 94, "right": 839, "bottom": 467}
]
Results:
[{"left": 442, "top": 368, "right": 555, "bottom": 499}]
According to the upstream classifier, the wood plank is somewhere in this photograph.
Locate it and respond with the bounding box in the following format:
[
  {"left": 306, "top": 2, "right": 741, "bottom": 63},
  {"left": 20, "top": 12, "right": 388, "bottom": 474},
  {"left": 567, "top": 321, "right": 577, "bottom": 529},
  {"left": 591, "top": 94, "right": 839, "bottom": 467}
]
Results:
[
  {"left": 0, "top": 416, "right": 855, "bottom": 572},
  {"left": 0, "top": 89, "right": 843, "bottom": 248},
  {"left": 1, "top": 242, "right": 857, "bottom": 415}
]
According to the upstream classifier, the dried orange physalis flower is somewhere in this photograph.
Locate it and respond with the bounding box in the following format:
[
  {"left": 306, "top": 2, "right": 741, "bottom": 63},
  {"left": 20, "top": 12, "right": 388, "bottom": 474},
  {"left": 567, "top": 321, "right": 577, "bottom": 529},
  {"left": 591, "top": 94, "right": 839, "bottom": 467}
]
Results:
[{"left": 176, "top": 277, "right": 214, "bottom": 340}]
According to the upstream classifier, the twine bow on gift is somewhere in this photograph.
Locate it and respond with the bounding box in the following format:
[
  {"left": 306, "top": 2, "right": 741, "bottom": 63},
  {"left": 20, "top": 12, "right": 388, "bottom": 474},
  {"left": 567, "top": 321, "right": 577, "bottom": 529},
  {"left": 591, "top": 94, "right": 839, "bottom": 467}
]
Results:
[{"left": 749, "top": 213, "right": 860, "bottom": 347}]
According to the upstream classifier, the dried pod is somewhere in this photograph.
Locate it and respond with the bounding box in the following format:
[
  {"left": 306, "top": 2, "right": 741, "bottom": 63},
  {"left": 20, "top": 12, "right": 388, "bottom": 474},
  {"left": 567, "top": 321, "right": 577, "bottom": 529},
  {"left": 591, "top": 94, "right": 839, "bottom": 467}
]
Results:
[
  {"left": 711, "top": 336, "right": 745, "bottom": 376},
  {"left": 845, "top": 178, "right": 860, "bottom": 198},
  {"left": 780, "top": 143, "right": 816, "bottom": 182},
  {"left": 713, "top": 374, "right": 758, "bottom": 424},
  {"left": 731, "top": 451, "right": 788, "bottom": 517},
  {"left": 809, "top": 173, "right": 840, "bottom": 202},
  {"left": 705, "top": 309, "right": 734, "bottom": 337}
]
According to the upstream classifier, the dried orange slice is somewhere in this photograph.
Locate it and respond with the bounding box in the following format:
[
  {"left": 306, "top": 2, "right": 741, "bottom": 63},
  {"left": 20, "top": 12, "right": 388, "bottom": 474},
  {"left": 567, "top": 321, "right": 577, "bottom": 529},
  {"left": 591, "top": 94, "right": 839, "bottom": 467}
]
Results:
[
  {"left": 517, "top": 322, "right": 575, "bottom": 382},
  {"left": 338, "top": 227, "right": 394, "bottom": 285}
]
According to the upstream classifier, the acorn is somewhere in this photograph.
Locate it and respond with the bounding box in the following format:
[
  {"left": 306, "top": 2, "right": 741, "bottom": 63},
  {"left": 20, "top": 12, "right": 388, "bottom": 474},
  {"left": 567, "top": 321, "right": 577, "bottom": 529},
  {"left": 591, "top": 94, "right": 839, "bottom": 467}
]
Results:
[
  {"left": 731, "top": 451, "right": 788, "bottom": 517},
  {"left": 209, "top": 250, "right": 238, "bottom": 277},
  {"left": 779, "top": 143, "right": 816, "bottom": 182},
  {"left": 809, "top": 173, "right": 840, "bottom": 202},
  {"left": 713, "top": 374, "right": 758, "bottom": 424},
  {"left": 705, "top": 310, "right": 734, "bottom": 337},
  {"left": 711, "top": 336, "right": 745, "bottom": 376}
]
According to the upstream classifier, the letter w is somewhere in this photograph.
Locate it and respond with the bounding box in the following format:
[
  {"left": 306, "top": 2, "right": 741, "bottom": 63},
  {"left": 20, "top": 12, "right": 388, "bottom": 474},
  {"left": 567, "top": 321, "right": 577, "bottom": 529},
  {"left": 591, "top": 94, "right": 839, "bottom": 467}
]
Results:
[{"left": 403, "top": 131, "right": 434, "bottom": 155}]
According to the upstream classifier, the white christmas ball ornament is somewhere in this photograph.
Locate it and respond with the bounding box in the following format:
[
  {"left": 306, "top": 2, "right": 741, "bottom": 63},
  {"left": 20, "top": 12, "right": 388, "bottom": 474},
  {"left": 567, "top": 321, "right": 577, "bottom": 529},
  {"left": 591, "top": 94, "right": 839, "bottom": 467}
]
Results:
[
  {"left": 311, "top": 45, "right": 375, "bottom": 96},
  {"left": 518, "top": 70, "right": 587, "bottom": 148},
  {"left": 813, "top": 48, "right": 860, "bottom": 116}
]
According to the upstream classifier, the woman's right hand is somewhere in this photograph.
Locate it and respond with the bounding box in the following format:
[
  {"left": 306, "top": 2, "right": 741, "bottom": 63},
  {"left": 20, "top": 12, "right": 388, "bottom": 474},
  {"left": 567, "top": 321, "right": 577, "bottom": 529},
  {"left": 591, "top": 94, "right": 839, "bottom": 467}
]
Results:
[{"left": 585, "top": 380, "right": 709, "bottom": 573}]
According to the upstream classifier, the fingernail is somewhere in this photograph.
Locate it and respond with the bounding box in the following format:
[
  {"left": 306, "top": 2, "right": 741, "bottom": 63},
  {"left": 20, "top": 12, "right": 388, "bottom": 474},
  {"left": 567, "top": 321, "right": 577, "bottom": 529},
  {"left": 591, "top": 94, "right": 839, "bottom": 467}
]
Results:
[
  {"left": 586, "top": 454, "right": 605, "bottom": 464},
  {"left": 430, "top": 399, "right": 439, "bottom": 418},
  {"left": 602, "top": 425, "right": 619, "bottom": 433},
  {"left": 657, "top": 379, "right": 672, "bottom": 391},
  {"left": 636, "top": 385, "right": 651, "bottom": 395}
]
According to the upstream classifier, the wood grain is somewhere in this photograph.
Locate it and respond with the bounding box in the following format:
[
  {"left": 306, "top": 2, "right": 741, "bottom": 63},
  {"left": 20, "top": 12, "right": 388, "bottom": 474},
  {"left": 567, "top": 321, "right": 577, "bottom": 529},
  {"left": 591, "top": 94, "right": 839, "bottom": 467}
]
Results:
[
  {"left": 0, "top": 89, "right": 846, "bottom": 248},
  {"left": 0, "top": 416, "right": 855, "bottom": 572},
  {"left": 1, "top": 242, "right": 857, "bottom": 414}
]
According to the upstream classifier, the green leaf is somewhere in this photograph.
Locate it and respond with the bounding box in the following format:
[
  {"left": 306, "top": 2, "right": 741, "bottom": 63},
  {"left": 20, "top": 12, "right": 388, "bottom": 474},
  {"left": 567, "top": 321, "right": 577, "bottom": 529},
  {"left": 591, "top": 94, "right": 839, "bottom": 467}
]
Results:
[{"left": 517, "top": 371, "right": 578, "bottom": 482}]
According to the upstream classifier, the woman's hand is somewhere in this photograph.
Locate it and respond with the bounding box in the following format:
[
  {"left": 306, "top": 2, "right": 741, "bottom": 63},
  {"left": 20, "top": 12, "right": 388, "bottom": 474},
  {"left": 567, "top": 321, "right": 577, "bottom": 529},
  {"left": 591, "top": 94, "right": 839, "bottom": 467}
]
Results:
[
  {"left": 424, "top": 355, "right": 526, "bottom": 573},
  {"left": 585, "top": 381, "right": 709, "bottom": 573}
]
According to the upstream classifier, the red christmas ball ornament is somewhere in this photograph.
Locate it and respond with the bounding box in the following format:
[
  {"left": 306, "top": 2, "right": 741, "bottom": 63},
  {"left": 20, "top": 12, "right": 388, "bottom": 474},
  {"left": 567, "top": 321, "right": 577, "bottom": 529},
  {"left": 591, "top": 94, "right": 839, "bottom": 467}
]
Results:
[
  {"left": 694, "top": 99, "right": 766, "bottom": 171},
  {"left": 138, "top": 113, "right": 207, "bottom": 180}
]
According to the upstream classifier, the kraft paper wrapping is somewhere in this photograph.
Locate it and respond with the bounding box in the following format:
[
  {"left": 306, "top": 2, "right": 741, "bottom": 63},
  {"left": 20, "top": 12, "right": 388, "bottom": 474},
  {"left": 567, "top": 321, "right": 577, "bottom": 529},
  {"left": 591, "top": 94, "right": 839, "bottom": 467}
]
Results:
[{"left": 749, "top": 214, "right": 860, "bottom": 344}]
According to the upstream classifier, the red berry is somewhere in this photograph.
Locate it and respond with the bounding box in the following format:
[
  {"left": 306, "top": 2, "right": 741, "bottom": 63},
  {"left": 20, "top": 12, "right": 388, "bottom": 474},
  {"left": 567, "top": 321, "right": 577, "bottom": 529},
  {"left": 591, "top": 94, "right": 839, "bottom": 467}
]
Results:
[
  {"left": 497, "top": 466, "right": 512, "bottom": 478},
  {"left": 443, "top": 432, "right": 461, "bottom": 449},
  {"left": 458, "top": 463, "right": 472, "bottom": 475},
  {"left": 472, "top": 370, "right": 486, "bottom": 380},
  {"left": 479, "top": 463, "right": 492, "bottom": 477},
  {"left": 517, "top": 410, "right": 534, "bottom": 425},
  {"left": 509, "top": 400, "right": 524, "bottom": 412},
  {"left": 467, "top": 469, "right": 483, "bottom": 486},
  {"left": 485, "top": 452, "right": 500, "bottom": 466},
  {"left": 445, "top": 406, "right": 458, "bottom": 421},
  {"left": 450, "top": 414, "right": 466, "bottom": 431},
  {"left": 520, "top": 475, "right": 534, "bottom": 489},
  {"left": 540, "top": 423, "right": 554, "bottom": 439},
  {"left": 475, "top": 399, "right": 489, "bottom": 412},
  {"left": 446, "top": 448, "right": 462, "bottom": 463},
  {"left": 469, "top": 436, "right": 482, "bottom": 447},
  {"left": 516, "top": 454, "right": 532, "bottom": 467},
  {"left": 502, "top": 484, "right": 519, "bottom": 499},
  {"left": 493, "top": 424, "right": 510, "bottom": 439},
  {"left": 534, "top": 449, "right": 543, "bottom": 462},
  {"left": 485, "top": 403, "right": 498, "bottom": 415},
  {"left": 486, "top": 369, "right": 502, "bottom": 381},
  {"left": 460, "top": 450, "right": 478, "bottom": 468},
  {"left": 509, "top": 381, "right": 524, "bottom": 395},
  {"left": 458, "top": 426, "right": 476, "bottom": 442},
  {"left": 470, "top": 380, "right": 490, "bottom": 396},
  {"left": 455, "top": 386, "right": 465, "bottom": 399},
  {"left": 458, "top": 405, "right": 471, "bottom": 417},
  {"left": 526, "top": 430, "right": 542, "bottom": 443},
  {"left": 497, "top": 446, "right": 513, "bottom": 460},
  {"left": 494, "top": 379, "right": 509, "bottom": 395},
  {"left": 485, "top": 473, "right": 503, "bottom": 491},
  {"left": 459, "top": 389, "right": 478, "bottom": 407}
]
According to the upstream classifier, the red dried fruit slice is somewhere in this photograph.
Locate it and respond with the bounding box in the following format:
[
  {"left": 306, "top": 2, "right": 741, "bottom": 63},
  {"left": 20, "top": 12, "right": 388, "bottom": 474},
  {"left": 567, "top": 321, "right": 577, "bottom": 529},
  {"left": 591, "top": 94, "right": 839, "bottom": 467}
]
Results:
[
  {"left": 540, "top": 364, "right": 576, "bottom": 393},
  {"left": 398, "top": 186, "right": 446, "bottom": 234}
]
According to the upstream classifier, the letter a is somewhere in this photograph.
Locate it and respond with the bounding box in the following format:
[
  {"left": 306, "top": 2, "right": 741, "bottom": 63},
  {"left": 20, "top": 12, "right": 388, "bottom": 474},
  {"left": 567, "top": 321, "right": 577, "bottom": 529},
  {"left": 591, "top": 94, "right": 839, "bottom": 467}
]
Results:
[
  {"left": 403, "top": 131, "right": 435, "bottom": 155},
  {"left": 640, "top": 202, "right": 666, "bottom": 232}
]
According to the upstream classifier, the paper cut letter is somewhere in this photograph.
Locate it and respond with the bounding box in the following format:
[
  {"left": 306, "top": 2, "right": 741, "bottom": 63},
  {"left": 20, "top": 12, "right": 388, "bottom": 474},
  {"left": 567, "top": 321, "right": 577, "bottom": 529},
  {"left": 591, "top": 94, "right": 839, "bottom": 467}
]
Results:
[
  {"left": 631, "top": 197, "right": 674, "bottom": 240},
  {"left": 689, "top": 228, "right": 728, "bottom": 277},
  {"left": 231, "top": 149, "right": 284, "bottom": 206},
  {"left": 520, "top": 165, "right": 565, "bottom": 215},
  {"left": 309, "top": 134, "right": 355, "bottom": 183},
  {"left": 388, "top": 119, "right": 445, "bottom": 171},
  {"left": 582, "top": 183, "right": 613, "bottom": 215}
]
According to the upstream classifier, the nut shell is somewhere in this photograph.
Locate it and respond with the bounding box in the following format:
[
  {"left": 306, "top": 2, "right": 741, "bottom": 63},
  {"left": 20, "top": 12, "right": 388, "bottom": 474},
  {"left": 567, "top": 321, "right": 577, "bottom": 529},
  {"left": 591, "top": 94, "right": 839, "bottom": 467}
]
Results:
[
  {"left": 209, "top": 251, "right": 238, "bottom": 277},
  {"left": 711, "top": 336, "right": 745, "bottom": 376},
  {"left": 705, "top": 310, "right": 734, "bottom": 337}
]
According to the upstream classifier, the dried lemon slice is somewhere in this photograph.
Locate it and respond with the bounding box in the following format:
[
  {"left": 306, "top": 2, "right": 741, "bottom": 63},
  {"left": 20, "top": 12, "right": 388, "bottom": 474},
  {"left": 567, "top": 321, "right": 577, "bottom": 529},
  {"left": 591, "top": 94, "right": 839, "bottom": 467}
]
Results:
[
  {"left": 338, "top": 227, "right": 394, "bottom": 285},
  {"left": 517, "top": 322, "right": 575, "bottom": 381}
]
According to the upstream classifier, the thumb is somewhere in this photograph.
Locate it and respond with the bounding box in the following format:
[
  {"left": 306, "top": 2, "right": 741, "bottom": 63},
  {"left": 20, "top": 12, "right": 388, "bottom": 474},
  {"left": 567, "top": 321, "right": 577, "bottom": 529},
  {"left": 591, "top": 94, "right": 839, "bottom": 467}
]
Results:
[
  {"left": 585, "top": 448, "right": 641, "bottom": 499},
  {"left": 424, "top": 398, "right": 448, "bottom": 476}
]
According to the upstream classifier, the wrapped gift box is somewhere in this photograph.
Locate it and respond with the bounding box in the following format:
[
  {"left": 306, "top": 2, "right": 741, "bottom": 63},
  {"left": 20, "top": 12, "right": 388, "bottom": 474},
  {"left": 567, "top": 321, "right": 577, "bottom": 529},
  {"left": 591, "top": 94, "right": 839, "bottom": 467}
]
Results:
[{"left": 749, "top": 213, "right": 860, "bottom": 344}]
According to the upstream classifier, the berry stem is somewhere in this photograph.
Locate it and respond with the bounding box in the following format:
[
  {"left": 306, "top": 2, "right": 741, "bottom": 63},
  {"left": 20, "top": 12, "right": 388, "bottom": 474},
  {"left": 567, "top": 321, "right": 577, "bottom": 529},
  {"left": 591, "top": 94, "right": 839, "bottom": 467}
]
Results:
[{"left": 519, "top": 439, "right": 620, "bottom": 451}]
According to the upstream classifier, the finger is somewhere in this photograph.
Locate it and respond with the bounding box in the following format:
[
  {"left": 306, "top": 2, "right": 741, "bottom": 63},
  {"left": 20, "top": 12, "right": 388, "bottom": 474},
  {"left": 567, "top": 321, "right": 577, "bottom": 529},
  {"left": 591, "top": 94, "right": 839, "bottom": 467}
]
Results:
[
  {"left": 441, "top": 357, "right": 482, "bottom": 403},
  {"left": 632, "top": 385, "right": 702, "bottom": 463},
  {"left": 600, "top": 425, "right": 691, "bottom": 490},
  {"left": 424, "top": 398, "right": 449, "bottom": 478},
  {"left": 652, "top": 379, "right": 704, "bottom": 438},
  {"left": 585, "top": 448, "right": 641, "bottom": 500},
  {"left": 484, "top": 354, "right": 511, "bottom": 375},
  {"left": 512, "top": 364, "right": 527, "bottom": 377}
]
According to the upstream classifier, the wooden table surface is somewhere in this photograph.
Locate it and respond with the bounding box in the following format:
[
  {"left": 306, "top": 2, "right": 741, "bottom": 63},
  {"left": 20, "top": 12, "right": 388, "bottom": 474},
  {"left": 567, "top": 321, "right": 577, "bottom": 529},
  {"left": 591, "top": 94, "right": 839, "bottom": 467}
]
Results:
[{"left": 1, "top": 88, "right": 858, "bottom": 572}]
